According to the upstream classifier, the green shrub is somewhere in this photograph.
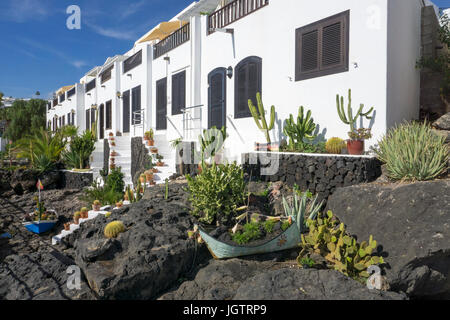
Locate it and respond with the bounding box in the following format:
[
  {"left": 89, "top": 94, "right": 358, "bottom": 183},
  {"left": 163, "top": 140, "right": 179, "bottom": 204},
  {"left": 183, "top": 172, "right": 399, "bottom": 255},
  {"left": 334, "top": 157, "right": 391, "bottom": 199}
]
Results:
[
  {"left": 232, "top": 222, "right": 262, "bottom": 245},
  {"left": 281, "top": 220, "right": 291, "bottom": 231},
  {"left": 81, "top": 179, "right": 123, "bottom": 205},
  {"left": 186, "top": 162, "right": 245, "bottom": 224},
  {"left": 298, "top": 211, "right": 384, "bottom": 283},
  {"left": 62, "top": 130, "right": 95, "bottom": 169},
  {"left": 105, "top": 167, "right": 125, "bottom": 193},
  {"left": 375, "top": 121, "right": 448, "bottom": 181}
]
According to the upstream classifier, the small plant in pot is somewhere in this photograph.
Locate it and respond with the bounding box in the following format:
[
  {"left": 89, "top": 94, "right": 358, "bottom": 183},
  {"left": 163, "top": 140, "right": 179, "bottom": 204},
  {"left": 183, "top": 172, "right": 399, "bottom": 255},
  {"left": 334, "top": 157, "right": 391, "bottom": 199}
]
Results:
[
  {"left": 150, "top": 147, "right": 158, "bottom": 154},
  {"left": 111, "top": 141, "right": 116, "bottom": 147},
  {"left": 108, "top": 132, "right": 114, "bottom": 137},
  {"left": 156, "top": 154, "right": 164, "bottom": 167},
  {"left": 92, "top": 200, "right": 102, "bottom": 211},
  {"left": 116, "top": 200, "right": 123, "bottom": 208},
  {"left": 337, "top": 89, "right": 374, "bottom": 155},
  {"left": 73, "top": 211, "right": 81, "bottom": 225},
  {"left": 145, "top": 170, "right": 154, "bottom": 182},
  {"left": 145, "top": 129, "right": 154, "bottom": 146},
  {"left": 64, "top": 222, "right": 71, "bottom": 231},
  {"left": 110, "top": 150, "right": 118, "bottom": 157},
  {"left": 139, "top": 174, "right": 146, "bottom": 184},
  {"left": 80, "top": 207, "right": 89, "bottom": 219}
]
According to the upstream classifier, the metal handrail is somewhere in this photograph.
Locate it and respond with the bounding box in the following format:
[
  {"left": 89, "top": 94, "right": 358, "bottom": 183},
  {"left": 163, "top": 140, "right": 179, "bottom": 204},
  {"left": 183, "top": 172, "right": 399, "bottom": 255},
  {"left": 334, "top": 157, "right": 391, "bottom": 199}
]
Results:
[
  {"left": 182, "top": 104, "right": 203, "bottom": 141},
  {"left": 132, "top": 109, "right": 145, "bottom": 136}
]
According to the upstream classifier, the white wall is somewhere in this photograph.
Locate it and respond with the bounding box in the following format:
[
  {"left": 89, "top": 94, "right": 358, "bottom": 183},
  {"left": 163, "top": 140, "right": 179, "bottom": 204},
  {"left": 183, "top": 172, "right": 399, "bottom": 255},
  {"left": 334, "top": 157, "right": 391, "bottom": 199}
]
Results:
[
  {"left": 386, "top": 0, "right": 422, "bottom": 128},
  {"left": 198, "top": 0, "right": 389, "bottom": 162},
  {"left": 97, "top": 61, "right": 120, "bottom": 136}
]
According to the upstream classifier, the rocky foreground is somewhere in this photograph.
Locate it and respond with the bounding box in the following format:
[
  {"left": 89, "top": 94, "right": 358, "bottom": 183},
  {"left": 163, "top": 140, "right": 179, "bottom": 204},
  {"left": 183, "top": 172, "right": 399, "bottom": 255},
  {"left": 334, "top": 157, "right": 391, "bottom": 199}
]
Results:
[{"left": 0, "top": 176, "right": 448, "bottom": 300}]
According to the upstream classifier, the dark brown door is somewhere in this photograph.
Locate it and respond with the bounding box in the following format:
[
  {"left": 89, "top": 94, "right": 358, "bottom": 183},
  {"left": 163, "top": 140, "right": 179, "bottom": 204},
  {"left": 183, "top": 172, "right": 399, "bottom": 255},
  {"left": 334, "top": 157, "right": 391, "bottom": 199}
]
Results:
[
  {"left": 123, "top": 90, "right": 130, "bottom": 133},
  {"left": 99, "top": 104, "right": 105, "bottom": 139},
  {"left": 156, "top": 78, "right": 167, "bottom": 130},
  {"left": 208, "top": 68, "right": 226, "bottom": 129}
]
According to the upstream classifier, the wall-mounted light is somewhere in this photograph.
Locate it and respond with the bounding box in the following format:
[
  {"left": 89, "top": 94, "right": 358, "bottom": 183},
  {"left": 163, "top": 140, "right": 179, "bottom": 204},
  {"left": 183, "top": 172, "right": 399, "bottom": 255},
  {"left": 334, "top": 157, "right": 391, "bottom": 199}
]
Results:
[
  {"left": 71, "top": 109, "right": 75, "bottom": 114},
  {"left": 101, "top": 85, "right": 106, "bottom": 88},
  {"left": 91, "top": 104, "right": 97, "bottom": 110},
  {"left": 227, "top": 66, "right": 233, "bottom": 79},
  {"left": 116, "top": 92, "right": 122, "bottom": 99},
  {"left": 164, "top": 56, "right": 170, "bottom": 63},
  {"left": 87, "top": 93, "right": 91, "bottom": 96}
]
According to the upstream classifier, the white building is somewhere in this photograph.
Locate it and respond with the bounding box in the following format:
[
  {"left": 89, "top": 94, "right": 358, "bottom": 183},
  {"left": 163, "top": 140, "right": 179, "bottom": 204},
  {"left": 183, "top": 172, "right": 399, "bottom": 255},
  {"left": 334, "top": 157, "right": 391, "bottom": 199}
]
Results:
[{"left": 47, "top": 0, "right": 436, "bottom": 183}]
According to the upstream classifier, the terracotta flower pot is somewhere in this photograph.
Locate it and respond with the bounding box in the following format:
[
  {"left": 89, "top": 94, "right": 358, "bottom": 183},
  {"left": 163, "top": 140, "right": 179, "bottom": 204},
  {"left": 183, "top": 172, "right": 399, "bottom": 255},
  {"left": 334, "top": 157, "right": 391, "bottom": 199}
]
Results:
[
  {"left": 156, "top": 162, "right": 164, "bottom": 167},
  {"left": 92, "top": 204, "right": 101, "bottom": 211},
  {"left": 80, "top": 211, "right": 88, "bottom": 219},
  {"left": 152, "top": 168, "right": 158, "bottom": 173},
  {"left": 347, "top": 140, "right": 365, "bottom": 155},
  {"left": 148, "top": 140, "right": 154, "bottom": 146},
  {"left": 64, "top": 223, "right": 71, "bottom": 231},
  {"left": 151, "top": 148, "right": 158, "bottom": 154},
  {"left": 145, "top": 173, "right": 153, "bottom": 182},
  {"left": 124, "top": 194, "right": 129, "bottom": 201},
  {"left": 139, "top": 176, "right": 146, "bottom": 184},
  {"left": 254, "top": 142, "right": 279, "bottom": 152},
  {"left": 74, "top": 217, "right": 80, "bottom": 225},
  {"left": 116, "top": 202, "right": 123, "bottom": 208}
]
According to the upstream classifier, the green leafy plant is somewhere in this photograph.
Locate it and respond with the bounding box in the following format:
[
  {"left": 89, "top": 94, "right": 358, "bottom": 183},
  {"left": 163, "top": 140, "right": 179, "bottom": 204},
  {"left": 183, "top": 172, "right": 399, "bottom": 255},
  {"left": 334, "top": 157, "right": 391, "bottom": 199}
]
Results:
[
  {"left": 283, "top": 106, "right": 317, "bottom": 149},
  {"left": 105, "top": 167, "right": 125, "bottom": 194},
  {"left": 374, "top": 121, "right": 448, "bottom": 181},
  {"left": 81, "top": 179, "right": 123, "bottom": 205},
  {"left": 263, "top": 219, "right": 276, "bottom": 234},
  {"left": 232, "top": 222, "right": 262, "bottom": 245},
  {"left": 298, "top": 211, "right": 384, "bottom": 283},
  {"left": 336, "top": 89, "right": 374, "bottom": 139},
  {"left": 299, "top": 257, "right": 315, "bottom": 269},
  {"left": 248, "top": 92, "right": 275, "bottom": 144},
  {"left": 281, "top": 220, "right": 290, "bottom": 231},
  {"left": 62, "top": 130, "right": 95, "bottom": 169},
  {"left": 186, "top": 162, "right": 245, "bottom": 225}
]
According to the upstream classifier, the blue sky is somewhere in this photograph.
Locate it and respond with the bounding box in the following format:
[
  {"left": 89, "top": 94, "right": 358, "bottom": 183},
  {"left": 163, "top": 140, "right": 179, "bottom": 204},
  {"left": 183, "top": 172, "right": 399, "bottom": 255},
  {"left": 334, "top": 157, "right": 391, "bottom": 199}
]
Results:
[
  {"left": 0, "top": 0, "right": 192, "bottom": 99},
  {"left": 0, "top": 0, "right": 449, "bottom": 99}
]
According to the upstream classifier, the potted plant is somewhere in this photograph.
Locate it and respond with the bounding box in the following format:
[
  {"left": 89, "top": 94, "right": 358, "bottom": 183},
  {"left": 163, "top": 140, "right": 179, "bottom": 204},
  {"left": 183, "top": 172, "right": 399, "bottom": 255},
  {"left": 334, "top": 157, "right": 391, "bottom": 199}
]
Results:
[
  {"left": 156, "top": 155, "right": 164, "bottom": 167},
  {"left": 116, "top": 200, "right": 123, "bottom": 208},
  {"left": 64, "top": 222, "right": 71, "bottom": 231},
  {"left": 139, "top": 174, "right": 146, "bottom": 184},
  {"left": 110, "top": 163, "right": 116, "bottom": 170},
  {"left": 336, "top": 89, "right": 374, "bottom": 156},
  {"left": 145, "top": 170, "right": 154, "bottom": 182},
  {"left": 248, "top": 93, "right": 276, "bottom": 151},
  {"left": 110, "top": 150, "right": 118, "bottom": 157},
  {"left": 109, "top": 132, "right": 114, "bottom": 137},
  {"left": 347, "top": 129, "right": 372, "bottom": 155},
  {"left": 150, "top": 147, "right": 158, "bottom": 154},
  {"left": 152, "top": 167, "right": 159, "bottom": 173},
  {"left": 116, "top": 131, "right": 122, "bottom": 137},
  {"left": 325, "top": 137, "right": 346, "bottom": 155},
  {"left": 80, "top": 207, "right": 89, "bottom": 219},
  {"left": 145, "top": 129, "right": 154, "bottom": 146},
  {"left": 111, "top": 141, "right": 116, "bottom": 147},
  {"left": 73, "top": 211, "right": 81, "bottom": 225},
  {"left": 92, "top": 200, "right": 102, "bottom": 211}
]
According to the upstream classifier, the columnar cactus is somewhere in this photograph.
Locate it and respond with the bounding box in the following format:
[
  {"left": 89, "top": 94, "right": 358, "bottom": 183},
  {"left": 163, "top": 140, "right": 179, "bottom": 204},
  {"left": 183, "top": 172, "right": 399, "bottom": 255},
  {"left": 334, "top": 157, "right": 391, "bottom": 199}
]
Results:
[
  {"left": 336, "top": 89, "right": 374, "bottom": 133},
  {"left": 248, "top": 93, "right": 275, "bottom": 144},
  {"left": 283, "top": 106, "right": 316, "bottom": 147}
]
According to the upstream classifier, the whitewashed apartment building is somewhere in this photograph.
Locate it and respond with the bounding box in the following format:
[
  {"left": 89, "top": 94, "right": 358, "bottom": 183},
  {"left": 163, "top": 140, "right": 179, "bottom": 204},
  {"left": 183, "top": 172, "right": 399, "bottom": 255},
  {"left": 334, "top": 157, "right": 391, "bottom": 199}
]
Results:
[{"left": 47, "top": 0, "right": 440, "bottom": 183}]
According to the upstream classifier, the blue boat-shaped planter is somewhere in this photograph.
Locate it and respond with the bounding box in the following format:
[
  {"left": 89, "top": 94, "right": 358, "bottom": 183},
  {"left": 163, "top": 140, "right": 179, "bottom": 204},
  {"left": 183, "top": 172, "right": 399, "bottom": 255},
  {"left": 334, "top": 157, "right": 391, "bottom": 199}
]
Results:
[
  {"left": 199, "top": 216, "right": 301, "bottom": 260},
  {"left": 22, "top": 210, "right": 58, "bottom": 235}
]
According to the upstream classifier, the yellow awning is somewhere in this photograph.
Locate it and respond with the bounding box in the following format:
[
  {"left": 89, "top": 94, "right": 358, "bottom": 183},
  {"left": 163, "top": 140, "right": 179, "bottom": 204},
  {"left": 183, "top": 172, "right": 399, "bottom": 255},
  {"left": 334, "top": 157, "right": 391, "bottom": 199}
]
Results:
[
  {"left": 138, "top": 21, "right": 188, "bottom": 43},
  {"left": 56, "top": 85, "right": 75, "bottom": 96}
]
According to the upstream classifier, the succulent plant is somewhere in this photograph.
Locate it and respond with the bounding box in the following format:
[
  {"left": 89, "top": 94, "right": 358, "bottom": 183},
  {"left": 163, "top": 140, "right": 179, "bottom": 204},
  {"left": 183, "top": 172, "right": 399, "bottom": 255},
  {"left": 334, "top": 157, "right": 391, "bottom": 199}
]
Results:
[
  {"left": 74, "top": 211, "right": 81, "bottom": 219},
  {"left": 80, "top": 207, "right": 89, "bottom": 213},
  {"left": 248, "top": 92, "right": 275, "bottom": 144},
  {"left": 325, "top": 137, "right": 346, "bottom": 154},
  {"left": 298, "top": 210, "right": 384, "bottom": 282},
  {"left": 282, "top": 191, "right": 323, "bottom": 233},
  {"left": 93, "top": 200, "right": 101, "bottom": 205},
  {"left": 104, "top": 221, "right": 125, "bottom": 238},
  {"left": 283, "top": 106, "right": 317, "bottom": 148},
  {"left": 336, "top": 89, "right": 374, "bottom": 135}
]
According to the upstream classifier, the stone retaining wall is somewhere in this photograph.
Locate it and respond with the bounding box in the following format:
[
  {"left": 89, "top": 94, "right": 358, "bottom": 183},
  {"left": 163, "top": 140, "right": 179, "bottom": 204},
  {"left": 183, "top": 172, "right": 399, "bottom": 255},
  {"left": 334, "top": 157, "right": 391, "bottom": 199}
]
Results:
[
  {"left": 60, "top": 170, "right": 93, "bottom": 189},
  {"left": 242, "top": 152, "right": 382, "bottom": 202}
]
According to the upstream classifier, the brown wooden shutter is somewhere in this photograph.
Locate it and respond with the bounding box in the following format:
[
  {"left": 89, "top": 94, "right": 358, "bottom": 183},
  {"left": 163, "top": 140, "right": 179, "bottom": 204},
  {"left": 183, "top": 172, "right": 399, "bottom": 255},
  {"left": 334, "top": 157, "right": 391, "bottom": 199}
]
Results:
[{"left": 296, "top": 10, "right": 349, "bottom": 81}]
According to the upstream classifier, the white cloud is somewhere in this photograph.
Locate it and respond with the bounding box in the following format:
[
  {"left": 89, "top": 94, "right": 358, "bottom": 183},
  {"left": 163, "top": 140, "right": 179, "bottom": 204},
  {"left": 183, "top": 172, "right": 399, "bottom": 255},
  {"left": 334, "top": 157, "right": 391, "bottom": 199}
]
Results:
[
  {"left": 0, "top": 0, "right": 50, "bottom": 23},
  {"left": 119, "top": 0, "right": 147, "bottom": 20},
  {"left": 84, "top": 21, "right": 138, "bottom": 40}
]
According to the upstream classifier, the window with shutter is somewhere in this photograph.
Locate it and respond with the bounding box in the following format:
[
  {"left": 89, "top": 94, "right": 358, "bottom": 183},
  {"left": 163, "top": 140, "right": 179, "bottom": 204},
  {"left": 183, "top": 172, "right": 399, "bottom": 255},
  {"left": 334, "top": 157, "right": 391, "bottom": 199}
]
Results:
[
  {"left": 208, "top": 68, "right": 226, "bottom": 129},
  {"left": 172, "top": 71, "right": 186, "bottom": 115},
  {"left": 295, "top": 10, "right": 349, "bottom": 81},
  {"left": 234, "top": 56, "right": 262, "bottom": 119},
  {"left": 123, "top": 50, "right": 142, "bottom": 74}
]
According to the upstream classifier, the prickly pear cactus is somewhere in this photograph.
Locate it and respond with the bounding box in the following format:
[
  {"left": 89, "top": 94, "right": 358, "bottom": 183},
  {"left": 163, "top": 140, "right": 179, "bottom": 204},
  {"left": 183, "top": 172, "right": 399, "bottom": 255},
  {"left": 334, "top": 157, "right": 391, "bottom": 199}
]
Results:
[{"left": 298, "top": 211, "right": 384, "bottom": 282}]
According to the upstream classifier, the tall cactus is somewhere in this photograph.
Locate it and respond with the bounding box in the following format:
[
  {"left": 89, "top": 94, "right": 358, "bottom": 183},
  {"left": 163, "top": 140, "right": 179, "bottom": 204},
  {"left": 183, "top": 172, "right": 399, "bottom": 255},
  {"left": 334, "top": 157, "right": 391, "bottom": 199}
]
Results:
[
  {"left": 248, "top": 93, "right": 275, "bottom": 144},
  {"left": 336, "top": 89, "right": 374, "bottom": 133},
  {"left": 283, "top": 106, "right": 317, "bottom": 147}
]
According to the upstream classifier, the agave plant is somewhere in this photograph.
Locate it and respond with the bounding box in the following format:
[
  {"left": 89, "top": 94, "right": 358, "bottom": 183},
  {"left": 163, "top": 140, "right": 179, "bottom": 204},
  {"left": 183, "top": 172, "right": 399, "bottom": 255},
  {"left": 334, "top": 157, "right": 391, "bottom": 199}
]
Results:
[
  {"left": 375, "top": 121, "right": 448, "bottom": 181},
  {"left": 282, "top": 192, "right": 323, "bottom": 233}
]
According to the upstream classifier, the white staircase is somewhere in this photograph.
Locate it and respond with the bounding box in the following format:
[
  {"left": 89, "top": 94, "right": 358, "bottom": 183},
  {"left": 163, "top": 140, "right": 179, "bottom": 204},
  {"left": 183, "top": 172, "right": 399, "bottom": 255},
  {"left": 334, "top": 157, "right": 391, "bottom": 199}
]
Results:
[
  {"left": 90, "top": 140, "right": 104, "bottom": 184},
  {"left": 145, "top": 134, "right": 176, "bottom": 185},
  {"left": 109, "top": 136, "right": 133, "bottom": 187}
]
